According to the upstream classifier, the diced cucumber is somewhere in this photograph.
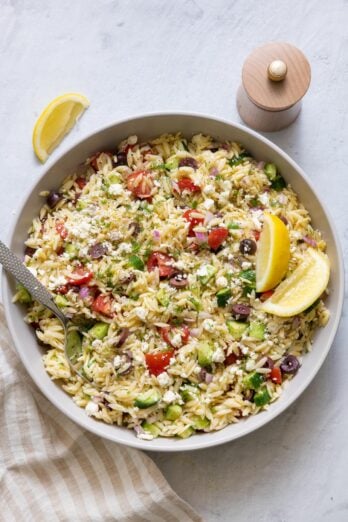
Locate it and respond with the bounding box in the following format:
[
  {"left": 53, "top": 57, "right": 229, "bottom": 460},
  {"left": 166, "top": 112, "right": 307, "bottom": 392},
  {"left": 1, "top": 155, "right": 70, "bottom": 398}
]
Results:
[
  {"left": 249, "top": 321, "right": 265, "bottom": 340},
  {"left": 165, "top": 404, "right": 183, "bottom": 421},
  {"left": 15, "top": 284, "right": 32, "bottom": 305},
  {"left": 54, "top": 295, "right": 69, "bottom": 308},
  {"left": 64, "top": 243, "right": 78, "bottom": 259},
  {"left": 156, "top": 288, "right": 170, "bottom": 307},
  {"left": 216, "top": 288, "right": 232, "bottom": 307},
  {"left": 177, "top": 426, "right": 195, "bottom": 439},
  {"left": 192, "top": 415, "right": 210, "bottom": 430},
  {"left": 254, "top": 387, "right": 272, "bottom": 407},
  {"left": 180, "top": 384, "right": 199, "bottom": 402},
  {"left": 227, "top": 222, "right": 240, "bottom": 230},
  {"left": 198, "top": 265, "right": 217, "bottom": 285},
  {"left": 128, "top": 255, "right": 144, "bottom": 271},
  {"left": 227, "top": 320, "right": 248, "bottom": 340},
  {"left": 142, "top": 421, "right": 160, "bottom": 437},
  {"left": 264, "top": 163, "right": 277, "bottom": 180},
  {"left": 197, "top": 342, "right": 213, "bottom": 368},
  {"left": 66, "top": 330, "right": 82, "bottom": 364},
  {"left": 89, "top": 322, "right": 109, "bottom": 340},
  {"left": 134, "top": 389, "right": 161, "bottom": 409},
  {"left": 243, "top": 371, "right": 264, "bottom": 391}
]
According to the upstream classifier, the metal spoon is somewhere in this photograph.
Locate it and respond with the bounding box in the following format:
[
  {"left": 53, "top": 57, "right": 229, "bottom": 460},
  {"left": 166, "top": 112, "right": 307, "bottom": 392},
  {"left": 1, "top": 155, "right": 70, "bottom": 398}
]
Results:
[{"left": 0, "top": 240, "right": 87, "bottom": 382}]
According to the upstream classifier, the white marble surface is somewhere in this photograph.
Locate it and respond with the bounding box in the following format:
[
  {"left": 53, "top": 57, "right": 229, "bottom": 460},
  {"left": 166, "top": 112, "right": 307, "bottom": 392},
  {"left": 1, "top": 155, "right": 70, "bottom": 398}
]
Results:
[{"left": 0, "top": 1, "right": 347, "bottom": 520}]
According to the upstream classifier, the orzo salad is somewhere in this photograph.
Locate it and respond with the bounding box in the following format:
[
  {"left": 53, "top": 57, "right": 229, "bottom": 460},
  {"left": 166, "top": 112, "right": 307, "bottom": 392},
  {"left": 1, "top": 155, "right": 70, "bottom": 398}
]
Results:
[{"left": 15, "top": 133, "right": 330, "bottom": 440}]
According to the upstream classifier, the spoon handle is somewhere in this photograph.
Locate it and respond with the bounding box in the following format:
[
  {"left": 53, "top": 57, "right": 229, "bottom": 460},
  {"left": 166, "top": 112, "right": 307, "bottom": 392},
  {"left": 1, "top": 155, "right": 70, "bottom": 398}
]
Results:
[{"left": 0, "top": 240, "right": 66, "bottom": 323}]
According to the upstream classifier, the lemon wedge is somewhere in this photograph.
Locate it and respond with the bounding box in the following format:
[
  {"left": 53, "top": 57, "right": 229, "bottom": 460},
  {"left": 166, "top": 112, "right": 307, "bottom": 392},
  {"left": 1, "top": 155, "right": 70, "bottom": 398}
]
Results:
[
  {"left": 256, "top": 213, "right": 290, "bottom": 292},
  {"left": 260, "top": 248, "right": 330, "bottom": 317},
  {"left": 32, "top": 93, "right": 90, "bottom": 162}
]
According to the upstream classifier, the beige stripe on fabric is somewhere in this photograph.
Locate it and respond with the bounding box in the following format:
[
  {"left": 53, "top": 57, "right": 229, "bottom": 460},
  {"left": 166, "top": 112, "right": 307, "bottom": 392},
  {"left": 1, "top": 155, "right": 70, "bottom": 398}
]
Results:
[{"left": 0, "top": 305, "right": 202, "bottom": 522}]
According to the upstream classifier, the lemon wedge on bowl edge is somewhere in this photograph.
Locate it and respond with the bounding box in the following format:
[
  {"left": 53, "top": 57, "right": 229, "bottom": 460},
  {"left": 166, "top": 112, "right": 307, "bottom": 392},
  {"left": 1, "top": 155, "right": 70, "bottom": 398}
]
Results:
[
  {"left": 256, "top": 213, "right": 290, "bottom": 293},
  {"left": 32, "top": 93, "right": 90, "bottom": 163},
  {"left": 260, "top": 248, "right": 330, "bottom": 317}
]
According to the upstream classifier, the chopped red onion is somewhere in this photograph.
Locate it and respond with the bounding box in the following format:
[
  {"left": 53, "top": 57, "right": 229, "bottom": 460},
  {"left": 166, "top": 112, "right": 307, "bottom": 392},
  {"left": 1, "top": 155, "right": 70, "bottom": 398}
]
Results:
[
  {"left": 115, "top": 328, "right": 130, "bottom": 347},
  {"left": 205, "top": 372, "right": 213, "bottom": 384},
  {"left": 194, "top": 231, "right": 208, "bottom": 244},
  {"left": 209, "top": 167, "right": 219, "bottom": 177},
  {"left": 303, "top": 236, "right": 317, "bottom": 248},
  {"left": 153, "top": 230, "right": 161, "bottom": 241},
  {"left": 190, "top": 327, "right": 201, "bottom": 338},
  {"left": 134, "top": 425, "right": 145, "bottom": 435},
  {"left": 204, "top": 211, "right": 215, "bottom": 225},
  {"left": 79, "top": 286, "right": 90, "bottom": 299}
]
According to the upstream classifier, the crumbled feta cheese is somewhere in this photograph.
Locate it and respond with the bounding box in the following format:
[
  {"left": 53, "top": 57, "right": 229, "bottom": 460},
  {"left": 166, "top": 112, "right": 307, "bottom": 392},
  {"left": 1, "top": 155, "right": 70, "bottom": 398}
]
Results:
[
  {"left": 113, "top": 355, "right": 123, "bottom": 368},
  {"left": 141, "top": 342, "right": 149, "bottom": 352},
  {"left": 135, "top": 307, "right": 148, "bottom": 321},
  {"left": 118, "top": 242, "right": 132, "bottom": 254},
  {"left": 203, "top": 184, "right": 215, "bottom": 195},
  {"left": 212, "top": 347, "right": 225, "bottom": 363},
  {"left": 203, "top": 198, "right": 215, "bottom": 210},
  {"left": 197, "top": 264, "right": 209, "bottom": 277},
  {"left": 162, "top": 390, "right": 179, "bottom": 404},
  {"left": 259, "top": 193, "right": 269, "bottom": 206},
  {"left": 245, "top": 360, "right": 255, "bottom": 371},
  {"left": 202, "top": 319, "right": 215, "bottom": 332},
  {"left": 85, "top": 401, "right": 99, "bottom": 416},
  {"left": 157, "top": 372, "right": 172, "bottom": 387},
  {"left": 173, "top": 260, "right": 186, "bottom": 270},
  {"left": 108, "top": 183, "right": 123, "bottom": 196},
  {"left": 171, "top": 333, "right": 182, "bottom": 348},
  {"left": 137, "top": 432, "right": 154, "bottom": 440},
  {"left": 216, "top": 276, "right": 228, "bottom": 288}
]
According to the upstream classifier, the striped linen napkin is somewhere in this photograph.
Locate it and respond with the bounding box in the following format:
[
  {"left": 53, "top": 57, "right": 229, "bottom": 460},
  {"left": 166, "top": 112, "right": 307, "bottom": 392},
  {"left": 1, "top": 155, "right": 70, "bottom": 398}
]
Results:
[{"left": 0, "top": 306, "right": 201, "bottom": 522}]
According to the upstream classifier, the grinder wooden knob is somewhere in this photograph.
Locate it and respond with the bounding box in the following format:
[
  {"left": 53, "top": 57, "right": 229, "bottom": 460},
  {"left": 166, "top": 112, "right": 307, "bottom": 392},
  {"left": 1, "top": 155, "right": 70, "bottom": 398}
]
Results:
[{"left": 236, "top": 42, "right": 311, "bottom": 132}]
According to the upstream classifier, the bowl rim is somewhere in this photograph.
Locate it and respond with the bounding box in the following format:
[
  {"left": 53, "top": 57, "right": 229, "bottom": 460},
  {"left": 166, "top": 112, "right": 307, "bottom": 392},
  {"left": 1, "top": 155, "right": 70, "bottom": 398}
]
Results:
[{"left": 1, "top": 111, "right": 344, "bottom": 452}]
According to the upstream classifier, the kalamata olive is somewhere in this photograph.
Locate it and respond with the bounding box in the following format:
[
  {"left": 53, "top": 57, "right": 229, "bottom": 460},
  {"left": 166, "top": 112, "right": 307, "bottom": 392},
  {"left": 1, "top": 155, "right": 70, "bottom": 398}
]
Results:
[
  {"left": 24, "top": 246, "right": 36, "bottom": 257},
  {"left": 129, "top": 221, "right": 141, "bottom": 236},
  {"left": 280, "top": 355, "right": 300, "bottom": 374},
  {"left": 88, "top": 243, "right": 108, "bottom": 259},
  {"left": 116, "top": 151, "right": 128, "bottom": 165},
  {"left": 169, "top": 273, "right": 188, "bottom": 288},
  {"left": 47, "top": 191, "right": 62, "bottom": 209},
  {"left": 179, "top": 157, "right": 198, "bottom": 169},
  {"left": 263, "top": 357, "right": 274, "bottom": 369},
  {"left": 239, "top": 238, "right": 257, "bottom": 255},
  {"left": 231, "top": 304, "right": 251, "bottom": 321},
  {"left": 115, "top": 328, "right": 130, "bottom": 348}
]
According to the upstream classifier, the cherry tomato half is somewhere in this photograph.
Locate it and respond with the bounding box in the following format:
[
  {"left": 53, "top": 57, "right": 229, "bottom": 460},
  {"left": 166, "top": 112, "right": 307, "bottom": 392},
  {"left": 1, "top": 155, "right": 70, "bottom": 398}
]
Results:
[
  {"left": 55, "top": 221, "right": 68, "bottom": 239},
  {"left": 92, "top": 294, "right": 113, "bottom": 317},
  {"left": 183, "top": 209, "right": 205, "bottom": 236},
  {"left": 76, "top": 177, "right": 87, "bottom": 189},
  {"left": 145, "top": 351, "right": 174, "bottom": 376},
  {"left": 127, "top": 170, "right": 154, "bottom": 199},
  {"left": 147, "top": 251, "right": 176, "bottom": 278},
  {"left": 207, "top": 228, "right": 229, "bottom": 250},
  {"left": 68, "top": 267, "right": 93, "bottom": 286},
  {"left": 270, "top": 367, "right": 282, "bottom": 384},
  {"left": 178, "top": 178, "right": 201, "bottom": 193}
]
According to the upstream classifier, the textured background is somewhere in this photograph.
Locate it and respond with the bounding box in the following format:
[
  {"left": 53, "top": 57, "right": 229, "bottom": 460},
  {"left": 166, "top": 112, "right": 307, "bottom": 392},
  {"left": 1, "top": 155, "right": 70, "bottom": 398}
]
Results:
[{"left": 0, "top": 1, "right": 347, "bottom": 520}]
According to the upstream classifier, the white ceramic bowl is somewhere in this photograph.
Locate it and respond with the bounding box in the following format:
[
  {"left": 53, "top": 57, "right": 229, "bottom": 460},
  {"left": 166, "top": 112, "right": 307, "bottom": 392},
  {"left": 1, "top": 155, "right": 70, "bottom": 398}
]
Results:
[{"left": 2, "top": 113, "right": 344, "bottom": 452}]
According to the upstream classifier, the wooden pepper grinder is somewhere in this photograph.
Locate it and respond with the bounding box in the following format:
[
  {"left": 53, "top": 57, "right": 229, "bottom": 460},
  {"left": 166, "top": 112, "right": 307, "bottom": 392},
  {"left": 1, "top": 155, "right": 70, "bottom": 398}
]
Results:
[{"left": 236, "top": 42, "right": 311, "bottom": 132}]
